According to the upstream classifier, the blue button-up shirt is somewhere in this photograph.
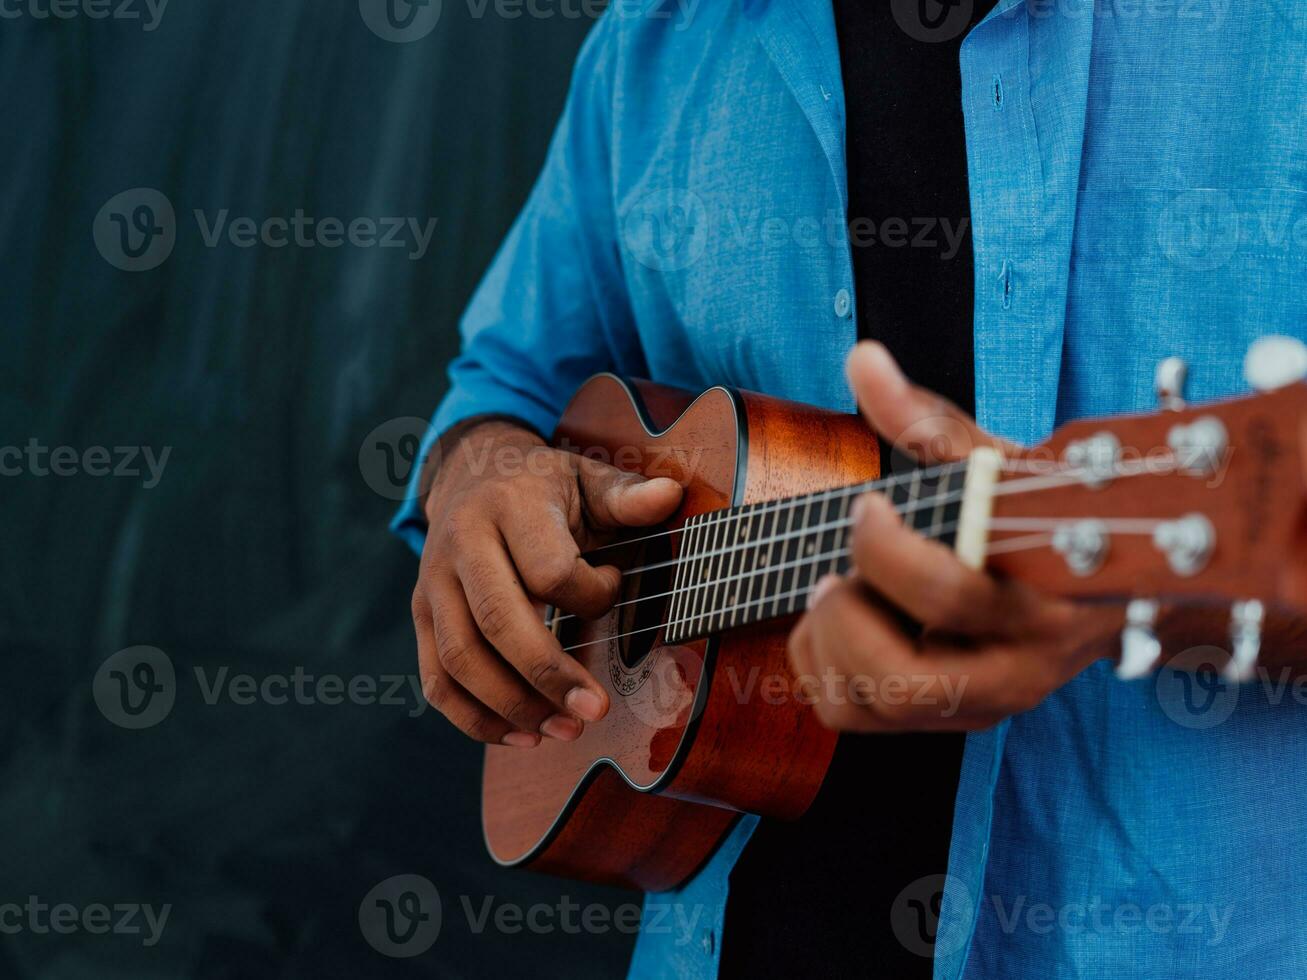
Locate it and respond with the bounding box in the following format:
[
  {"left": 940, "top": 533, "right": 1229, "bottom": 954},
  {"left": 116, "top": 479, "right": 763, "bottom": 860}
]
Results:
[{"left": 394, "top": 2, "right": 1307, "bottom": 976}]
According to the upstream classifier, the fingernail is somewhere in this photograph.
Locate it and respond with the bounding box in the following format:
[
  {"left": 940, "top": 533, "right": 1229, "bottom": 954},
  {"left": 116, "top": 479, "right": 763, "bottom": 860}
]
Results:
[
  {"left": 807, "top": 574, "right": 841, "bottom": 611},
  {"left": 566, "top": 687, "right": 605, "bottom": 721},
  {"left": 864, "top": 340, "right": 903, "bottom": 379},
  {"left": 540, "top": 714, "right": 583, "bottom": 741},
  {"left": 848, "top": 341, "right": 906, "bottom": 394},
  {"left": 502, "top": 731, "right": 540, "bottom": 748}
]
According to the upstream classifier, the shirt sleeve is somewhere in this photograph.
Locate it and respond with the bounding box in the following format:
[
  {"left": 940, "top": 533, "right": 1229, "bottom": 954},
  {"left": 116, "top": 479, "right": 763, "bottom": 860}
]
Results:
[{"left": 390, "top": 12, "right": 636, "bottom": 554}]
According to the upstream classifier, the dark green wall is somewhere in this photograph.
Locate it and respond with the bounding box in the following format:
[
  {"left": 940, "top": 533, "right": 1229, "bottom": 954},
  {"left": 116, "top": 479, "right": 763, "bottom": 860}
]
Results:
[{"left": 0, "top": 2, "right": 635, "bottom": 976}]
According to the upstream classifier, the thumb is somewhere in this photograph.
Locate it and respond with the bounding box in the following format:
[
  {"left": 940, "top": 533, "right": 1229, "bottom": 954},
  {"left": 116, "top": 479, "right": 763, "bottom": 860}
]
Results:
[
  {"left": 577, "top": 457, "right": 684, "bottom": 529},
  {"left": 846, "top": 340, "right": 1016, "bottom": 464}
]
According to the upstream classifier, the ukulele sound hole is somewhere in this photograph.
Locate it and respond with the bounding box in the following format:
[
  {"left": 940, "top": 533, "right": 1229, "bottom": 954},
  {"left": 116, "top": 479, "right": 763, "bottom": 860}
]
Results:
[
  {"left": 614, "top": 530, "right": 673, "bottom": 669},
  {"left": 553, "top": 530, "right": 673, "bottom": 671}
]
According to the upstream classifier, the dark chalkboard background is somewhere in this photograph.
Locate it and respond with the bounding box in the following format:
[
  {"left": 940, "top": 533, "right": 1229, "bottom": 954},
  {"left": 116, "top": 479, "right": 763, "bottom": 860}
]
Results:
[{"left": 0, "top": 2, "right": 635, "bottom": 976}]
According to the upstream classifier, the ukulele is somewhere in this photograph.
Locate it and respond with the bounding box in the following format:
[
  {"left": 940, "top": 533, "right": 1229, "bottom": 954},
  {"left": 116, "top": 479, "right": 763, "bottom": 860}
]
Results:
[{"left": 481, "top": 337, "right": 1307, "bottom": 891}]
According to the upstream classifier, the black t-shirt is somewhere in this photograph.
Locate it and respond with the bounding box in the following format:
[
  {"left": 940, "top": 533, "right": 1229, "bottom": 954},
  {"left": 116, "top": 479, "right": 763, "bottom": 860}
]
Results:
[{"left": 718, "top": 3, "right": 994, "bottom": 976}]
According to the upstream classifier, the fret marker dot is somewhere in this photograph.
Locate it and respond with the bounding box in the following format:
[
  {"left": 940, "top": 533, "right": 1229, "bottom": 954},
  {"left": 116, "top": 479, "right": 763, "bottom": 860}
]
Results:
[{"left": 805, "top": 542, "right": 815, "bottom": 555}]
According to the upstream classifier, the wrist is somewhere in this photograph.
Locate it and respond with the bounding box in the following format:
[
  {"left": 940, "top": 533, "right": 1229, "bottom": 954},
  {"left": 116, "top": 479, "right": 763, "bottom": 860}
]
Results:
[{"left": 421, "top": 415, "right": 543, "bottom": 524}]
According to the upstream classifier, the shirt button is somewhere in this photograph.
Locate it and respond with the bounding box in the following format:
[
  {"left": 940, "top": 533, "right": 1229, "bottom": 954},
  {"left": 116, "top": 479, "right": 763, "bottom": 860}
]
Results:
[{"left": 834, "top": 288, "right": 852, "bottom": 318}]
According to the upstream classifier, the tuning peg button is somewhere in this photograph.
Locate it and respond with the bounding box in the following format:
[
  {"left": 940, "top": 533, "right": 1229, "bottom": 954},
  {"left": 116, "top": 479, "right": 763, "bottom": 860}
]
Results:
[
  {"left": 1117, "top": 599, "right": 1162, "bottom": 680},
  {"left": 1245, "top": 336, "right": 1307, "bottom": 392},
  {"left": 1223, "top": 599, "right": 1264, "bottom": 682},
  {"left": 1155, "top": 356, "right": 1188, "bottom": 410}
]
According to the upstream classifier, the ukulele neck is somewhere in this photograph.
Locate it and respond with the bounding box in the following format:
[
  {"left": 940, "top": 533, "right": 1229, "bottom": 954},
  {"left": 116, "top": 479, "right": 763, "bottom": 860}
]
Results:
[{"left": 663, "top": 448, "right": 1002, "bottom": 643}]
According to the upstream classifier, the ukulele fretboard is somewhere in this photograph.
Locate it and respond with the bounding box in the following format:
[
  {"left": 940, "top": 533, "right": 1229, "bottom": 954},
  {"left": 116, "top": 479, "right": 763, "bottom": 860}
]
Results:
[{"left": 662, "top": 462, "right": 969, "bottom": 644}]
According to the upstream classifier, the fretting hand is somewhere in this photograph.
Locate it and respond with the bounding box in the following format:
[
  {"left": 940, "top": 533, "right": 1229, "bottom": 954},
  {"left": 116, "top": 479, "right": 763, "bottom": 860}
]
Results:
[{"left": 787, "top": 342, "right": 1121, "bottom": 732}]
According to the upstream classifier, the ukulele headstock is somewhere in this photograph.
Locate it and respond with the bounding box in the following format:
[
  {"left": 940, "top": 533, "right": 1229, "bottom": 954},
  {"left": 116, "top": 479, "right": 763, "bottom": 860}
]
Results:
[{"left": 976, "top": 337, "right": 1307, "bottom": 679}]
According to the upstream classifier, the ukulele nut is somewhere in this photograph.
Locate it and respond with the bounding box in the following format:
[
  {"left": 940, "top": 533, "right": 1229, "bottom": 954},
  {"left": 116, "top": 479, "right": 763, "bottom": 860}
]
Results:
[
  {"left": 1166, "top": 416, "right": 1227, "bottom": 477},
  {"left": 1063, "top": 432, "right": 1121, "bottom": 489},
  {"left": 1152, "top": 513, "right": 1214, "bottom": 577},
  {"left": 1051, "top": 519, "right": 1109, "bottom": 576}
]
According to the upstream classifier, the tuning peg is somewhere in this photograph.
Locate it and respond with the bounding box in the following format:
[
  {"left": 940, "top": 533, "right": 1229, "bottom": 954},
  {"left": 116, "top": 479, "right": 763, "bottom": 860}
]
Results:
[
  {"left": 1155, "top": 357, "right": 1187, "bottom": 410},
  {"left": 1223, "top": 599, "right": 1264, "bottom": 682},
  {"left": 1244, "top": 336, "right": 1307, "bottom": 392},
  {"left": 1116, "top": 599, "right": 1162, "bottom": 680}
]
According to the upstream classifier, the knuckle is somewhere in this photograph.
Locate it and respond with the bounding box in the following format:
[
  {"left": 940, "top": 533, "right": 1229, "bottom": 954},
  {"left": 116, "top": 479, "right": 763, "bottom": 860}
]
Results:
[
  {"left": 472, "top": 588, "right": 513, "bottom": 641},
  {"left": 526, "top": 655, "right": 562, "bottom": 692},
  {"left": 443, "top": 510, "right": 477, "bottom": 549},
  {"left": 496, "top": 695, "right": 535, "bottom": 728},
  {"left": 462, "top": 712, "right": 501, "bottom": 744},
  {"left": 532, "top": 556, "right": 578, "bottom": 600},
  {"left": 484, "top": 479, "right": 519, "bottom": 510},
  {"left": 410, "top": 591, "right": 432, "bottom": 627},
  {"left": 436, "top": 636, "right": 478, "bottom": 677},
  {"left": 421, "top": 673, "right": 447, "bottom": 711}
]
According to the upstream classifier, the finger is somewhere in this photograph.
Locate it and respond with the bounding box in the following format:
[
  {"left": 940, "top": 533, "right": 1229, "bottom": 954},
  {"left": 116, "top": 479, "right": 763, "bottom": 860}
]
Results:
[
  {"left": 810, "top": 580, "right": 1063, "bottom": 729},
  {"left": 428, "top": 571, "right": 580, "bottom": 741},
  {"left": 786, "top": 610, "right": 820, "bottom": 705},
  {"left": 803, "top": 577, "right": 918, "bottom": 732},
  {"left": 845, "top": 340, "right": 1017, "bottom": 463},
  {"left": 576, "top": 456, "right": 683, "bottom": 529},
  {"left": 849, "top": 491, "right": 1015, "bottom": 635},
  {"left": 412, "top": 586, "right": 535, "bottom": 747},
  {"left": 455, "top": 534, "right": 610, "bottom": 722},
  {"left": 498, "top": 498, "right": 622, "bottom": 619}
]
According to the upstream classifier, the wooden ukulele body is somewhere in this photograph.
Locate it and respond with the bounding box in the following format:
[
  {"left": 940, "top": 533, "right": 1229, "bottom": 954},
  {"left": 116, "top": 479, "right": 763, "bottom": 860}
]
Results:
[{"left": 481, "top": 374, "right": 879, "bottom": 891}]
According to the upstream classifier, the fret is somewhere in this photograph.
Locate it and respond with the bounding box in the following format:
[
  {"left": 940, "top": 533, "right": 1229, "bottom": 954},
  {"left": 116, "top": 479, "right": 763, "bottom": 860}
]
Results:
[
  {"left": 937, "top": 464, "right": 966, "bottom": 551},
  {"left": 927, "top": 464, "right": 949, "bottom": 540},
  {"left": 667, "top": 515, "right": 696, "bottom": 636},
  {"left": 753, "top": 497, "right": 781, "bottom": 622},
  {"left": 715, "top": 504, "right": 750, "bottom": 632},
  {"left": 698, "top": 510, "right": 728, "bottom": 637},
  {"left": 684, "top": 514, "right": 710, "bottom": 639},
  {"left": 686, "top": 513, "right": 712, "bottom": 641},
  {"left": 727, "top": 505, "right": 761, "bottom": 629},
  {"left": 792, "top": 493, "right": 829, "bottom": 615},
  {"left": 742, "top": 506, "right": 768, "bottom": 621},
  {"left": 889, "top": 467, "right": 915, "bottom": 514},
  {"left": 826, "top": 490, "right": 853, "bottom": 578},
  {"left": 765, "top": 499, "right": 791, "bottom": 618},
  {"left": 905, "top": 467, "right": 924, "bottom": 532},
  {"left": 711, "top": 510, "right": 735, "bottom": 633},
  {"left": 773, "top": 498, "right": 804, "bottom": 617}
]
